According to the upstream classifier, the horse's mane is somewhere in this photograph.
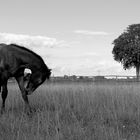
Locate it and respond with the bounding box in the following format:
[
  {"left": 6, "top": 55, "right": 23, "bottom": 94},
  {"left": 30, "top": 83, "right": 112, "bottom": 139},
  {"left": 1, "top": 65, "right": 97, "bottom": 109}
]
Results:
[{"left": 9, "top": 43, "right": 45, "bottom": 63}]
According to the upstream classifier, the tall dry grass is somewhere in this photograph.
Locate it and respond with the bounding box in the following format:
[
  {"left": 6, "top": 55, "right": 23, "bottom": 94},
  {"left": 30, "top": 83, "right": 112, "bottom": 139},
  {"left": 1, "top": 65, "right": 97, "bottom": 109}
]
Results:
[{"left": 0, "top": 82, "right": 140, "bottom": 139}]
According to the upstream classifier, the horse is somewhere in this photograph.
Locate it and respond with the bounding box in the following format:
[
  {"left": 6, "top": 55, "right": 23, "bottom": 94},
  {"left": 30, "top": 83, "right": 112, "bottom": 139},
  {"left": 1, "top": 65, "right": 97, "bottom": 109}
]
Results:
[{"left": 0, "top": 43, "right": 51, "bottom": 112}]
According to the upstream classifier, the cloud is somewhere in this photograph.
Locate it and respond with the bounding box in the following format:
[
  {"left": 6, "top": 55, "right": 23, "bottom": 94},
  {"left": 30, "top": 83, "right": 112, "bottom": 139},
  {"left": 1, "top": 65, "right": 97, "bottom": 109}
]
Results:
[
  {"left": 0, "top": 32, "right": 71, "bottom": 59},
  {"left": 0, "top": 33, "right": 67, "bottom": 49},
  {"left": 83, "top": 52, "right": 99, "bottom": 57},
  {"left": 74, "top": 30, "right": 110, "bottom": 36}
]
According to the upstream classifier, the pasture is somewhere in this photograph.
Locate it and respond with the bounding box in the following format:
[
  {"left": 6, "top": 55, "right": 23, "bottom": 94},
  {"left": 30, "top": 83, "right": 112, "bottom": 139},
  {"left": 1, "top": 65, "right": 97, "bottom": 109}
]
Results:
[{"left": 0, "top": 81, "right": 140, "bottom": 140}]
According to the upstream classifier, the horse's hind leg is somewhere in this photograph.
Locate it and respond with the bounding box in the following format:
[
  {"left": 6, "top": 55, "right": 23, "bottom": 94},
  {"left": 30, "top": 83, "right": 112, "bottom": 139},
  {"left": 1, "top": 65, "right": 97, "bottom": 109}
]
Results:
[{"left": 1, "top": 82, "right": 8, "bottom": 113}]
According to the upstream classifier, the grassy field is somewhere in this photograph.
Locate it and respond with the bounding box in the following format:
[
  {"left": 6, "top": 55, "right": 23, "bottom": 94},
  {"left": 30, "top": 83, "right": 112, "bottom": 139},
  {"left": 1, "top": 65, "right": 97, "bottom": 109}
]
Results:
[{"left": 0, "top": 81, "right": 140, "bottom": 140}]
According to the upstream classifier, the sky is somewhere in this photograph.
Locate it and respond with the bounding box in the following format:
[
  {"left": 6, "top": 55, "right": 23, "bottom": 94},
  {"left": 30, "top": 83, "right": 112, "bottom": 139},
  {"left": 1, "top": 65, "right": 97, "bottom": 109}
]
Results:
[{"left": 0, "top": 0, "right": 140, "bottom": 76}]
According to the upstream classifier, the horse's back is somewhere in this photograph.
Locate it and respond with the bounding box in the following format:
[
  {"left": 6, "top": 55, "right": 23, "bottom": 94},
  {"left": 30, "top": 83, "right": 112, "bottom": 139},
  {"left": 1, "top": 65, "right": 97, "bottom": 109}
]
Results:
[
  {"left": 0, "top": 43, "right": 7, "bottom": 52},
  {"left": 0, "top": 44, "right": 7, "bottom": 62},
  {"left": 0, "top": 44, "right": 19, "bottom": 76}
]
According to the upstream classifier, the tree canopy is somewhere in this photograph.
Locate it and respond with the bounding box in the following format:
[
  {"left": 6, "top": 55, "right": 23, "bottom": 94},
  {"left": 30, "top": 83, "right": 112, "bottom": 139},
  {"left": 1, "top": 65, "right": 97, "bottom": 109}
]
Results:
[{"left": 112, "top": 24, "right": 140, "bottom": 78}]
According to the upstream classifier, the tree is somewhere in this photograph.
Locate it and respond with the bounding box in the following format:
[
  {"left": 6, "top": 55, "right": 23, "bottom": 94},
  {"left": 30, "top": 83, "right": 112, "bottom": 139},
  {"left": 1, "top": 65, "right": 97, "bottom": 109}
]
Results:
[{"left": 112, "top": 24, "right": 140, "bottom": 80}]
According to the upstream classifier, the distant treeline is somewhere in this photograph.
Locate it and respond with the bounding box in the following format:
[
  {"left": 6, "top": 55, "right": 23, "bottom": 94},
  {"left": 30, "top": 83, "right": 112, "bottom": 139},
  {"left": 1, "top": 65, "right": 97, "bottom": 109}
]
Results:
[
  {"left": 49, "top": 75, "right": 139, "bottom": 83},
  {"left": 8, "top": 75, "right": 139, "bottom": 84}
]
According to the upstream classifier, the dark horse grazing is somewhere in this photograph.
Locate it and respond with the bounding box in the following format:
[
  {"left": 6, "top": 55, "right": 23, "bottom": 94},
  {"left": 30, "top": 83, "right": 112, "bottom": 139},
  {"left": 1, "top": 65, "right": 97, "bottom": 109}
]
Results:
[{"left": 0, "top": 43, "right": 51, "bottom": 112}]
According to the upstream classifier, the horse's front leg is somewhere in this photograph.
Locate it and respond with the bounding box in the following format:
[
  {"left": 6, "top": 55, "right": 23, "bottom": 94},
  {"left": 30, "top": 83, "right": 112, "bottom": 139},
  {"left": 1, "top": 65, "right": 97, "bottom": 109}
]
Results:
[
  {"left": 16, "top": 76, "right": 31, "bottom": 113},
  {"left": 1, "top": 81, "right": 8, "bottom": 113}
]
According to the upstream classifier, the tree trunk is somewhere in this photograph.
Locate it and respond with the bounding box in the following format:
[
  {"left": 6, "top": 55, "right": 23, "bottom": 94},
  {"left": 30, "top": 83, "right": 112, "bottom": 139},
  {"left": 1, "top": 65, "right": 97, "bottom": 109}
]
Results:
[{"left": 136, "top": 65, "right": 140, "bottom": 81}]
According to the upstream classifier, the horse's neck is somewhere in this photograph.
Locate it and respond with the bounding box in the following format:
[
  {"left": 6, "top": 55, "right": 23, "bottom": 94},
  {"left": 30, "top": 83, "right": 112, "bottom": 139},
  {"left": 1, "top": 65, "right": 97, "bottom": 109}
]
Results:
[
  {"left": 29, "top": 65, "right": 42, "bottom": 73},
  {"left": 22, "top": 54, "right": 43, "bottom": 72}
]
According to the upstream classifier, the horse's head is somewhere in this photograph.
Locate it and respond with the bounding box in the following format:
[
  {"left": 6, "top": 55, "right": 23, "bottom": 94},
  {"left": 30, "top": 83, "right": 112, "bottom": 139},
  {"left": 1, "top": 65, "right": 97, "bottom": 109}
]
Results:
[
  {"left": 41, "top": 66, "right": 51, "bottom": 79},
  {"left": 26, "top": 68, "right": 51, "bottom": 94}
]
